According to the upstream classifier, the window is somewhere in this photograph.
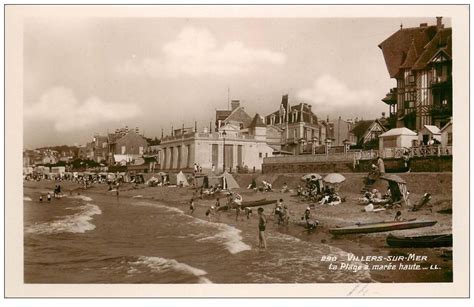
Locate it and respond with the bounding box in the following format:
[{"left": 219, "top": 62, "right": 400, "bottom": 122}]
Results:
[
  {"left": 259, "top": 152, "right": 263, "bottom": 158},
  {"left": 139, "top": 146, "right": 144, "bottom": 155},
  {"left": 404, "top": 100, "right": 415, "bottom": 109},
  {"left": 265, "top": 153, "right": 268, "bottom": 158},
  {"left": 121, "top": 146, "right": 126, "bottom": 154},
  {"left": 447, "top": 133, "right": 452, "bottom": 145}
]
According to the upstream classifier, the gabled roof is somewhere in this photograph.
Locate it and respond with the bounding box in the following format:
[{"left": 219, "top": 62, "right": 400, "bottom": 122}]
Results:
[
  {"left": 223, "top": 107, "right": 253, "bottom": 127},
  {"left": 216, "top": 110, "right": 232, "bottom": 121},
  {"left": 422, "top": 125, "right": 441, "bottom": 135},
  {"left": 412, "top": 28, "right": 452, "bottom": 70},
  {"left": 350, "top": 120, "right": 374, "bottom": 138},
  {"left": 379, "top": 25, "right": 438, "bottom": 77},
  {"left": 248, "top": 113, "right": 266, "bottom": 128},
  {"left": 115, "top": 130, "right": 147, "bottom": 144},
  {"left": 440, "top": 119, "right": 453, "bottom": 132},
  {"left": 379, "top": 127, "right": 417, "bottom": 137}
]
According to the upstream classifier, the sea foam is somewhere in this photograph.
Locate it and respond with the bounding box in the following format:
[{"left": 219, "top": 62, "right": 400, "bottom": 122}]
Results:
[
  {"left": 130, "top": 256, "right": 212, "bottom": 284},
  {"left": 25, "top": 204, "right": 102, "bottom": 234},
  {"left": 69, "top": 195, "right": 93, "bottom": 202},
  {"left": 193, "top": 219, "right": 252, "bottom": 254},
  {"left": 23, "top": 196, "right": 32, "bottom": 201},
  {"left": 135, "top": 201, "right": 250, "bottom": 254}
]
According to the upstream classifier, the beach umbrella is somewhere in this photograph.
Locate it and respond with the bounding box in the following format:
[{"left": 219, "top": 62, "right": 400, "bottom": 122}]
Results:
[
  {"left": 323, "top": 173, "right": 346, "bottom": 184},
  {"left": 380, "top": 174, "right": 406, "bottom": 184},
  {"left": 301, "top": 173, "right": 322, "bottom": 181}
]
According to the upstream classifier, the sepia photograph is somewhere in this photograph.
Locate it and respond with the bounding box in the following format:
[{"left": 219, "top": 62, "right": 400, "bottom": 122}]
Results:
[{"left": 4, "top": 4, "right": 470, "bottom": 297}]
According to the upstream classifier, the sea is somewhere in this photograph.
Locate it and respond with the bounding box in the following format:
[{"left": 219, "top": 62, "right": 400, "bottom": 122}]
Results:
[{"left": 24, "top": 187, "right": 374, "bottom": 284}]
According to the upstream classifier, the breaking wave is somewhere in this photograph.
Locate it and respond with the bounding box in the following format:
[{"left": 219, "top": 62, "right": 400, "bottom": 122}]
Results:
[
  {"left": 194, "top": 219, "right": 251, "bottom": 254},
  {"left": 69, "top": 195, "right": 93, "bottom": 202},
  {"left": 23, "top": 196, "right": 32, "bottom": 201},
  {"left": 135, "top": 201, "right": 250, "bottom": 254},
  {"left": 129, "top": 256, "right": 212, "bottom": 283},
  {"left": 25, "top": 204, "right": 102, "bottom": 234}
]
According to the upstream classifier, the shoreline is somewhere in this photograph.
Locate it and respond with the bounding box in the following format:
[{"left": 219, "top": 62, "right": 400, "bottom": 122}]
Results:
[{"left": 23, "top": 173, "right": 453, "bottom": 283}]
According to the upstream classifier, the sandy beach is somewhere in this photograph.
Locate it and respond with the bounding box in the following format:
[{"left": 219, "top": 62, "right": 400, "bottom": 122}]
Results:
[{"left": 24, "top": 172, "right": 453, "bottom": 283}]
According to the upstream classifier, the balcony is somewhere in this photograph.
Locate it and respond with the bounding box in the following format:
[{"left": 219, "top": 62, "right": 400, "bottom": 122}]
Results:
[
  {"left": 431, "top": 75, "right": 452, "bottom": 88},
  {"left": 430, "top": 105, "right": 452, "bottom": 118}
]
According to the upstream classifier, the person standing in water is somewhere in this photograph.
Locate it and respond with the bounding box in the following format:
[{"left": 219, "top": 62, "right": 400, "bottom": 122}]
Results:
[
  {"left": 257, "top": 207, "right": 267, "bottom": 249},
  {"left": 189, "top": 198, "right": 196, "bottom": 215},
  {"left": 47, "top": 193, "right": 51, "bottom": 202}
]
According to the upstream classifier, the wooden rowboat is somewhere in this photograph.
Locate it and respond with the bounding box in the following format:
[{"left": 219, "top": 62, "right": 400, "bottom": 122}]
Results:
[
  {"left": 329, "top": 220, "right": 437, "bottom": 235},
  {"left": 241, "top": 199, "right": 277, "bottom": 208},
  {"left": 216, "top": 199, "right": 277, "bottom": 211},
  {"left": 386, "top": 233, "right": 452, "bottom": 248},
  {"left": 355, "top": 218, "right": 416, "bottom": 226},
  {"left": 387, "top": 233, "right": 452, "bottom": 248}
]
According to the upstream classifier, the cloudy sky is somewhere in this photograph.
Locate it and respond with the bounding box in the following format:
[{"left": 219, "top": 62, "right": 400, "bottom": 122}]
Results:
[{"left": 23, "top": 17, "right": 449, "bottom": 148}]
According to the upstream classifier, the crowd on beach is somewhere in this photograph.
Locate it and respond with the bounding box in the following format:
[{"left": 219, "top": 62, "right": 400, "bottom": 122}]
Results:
[{"left": 25, "top": 155, "right": 433, "bottom": 250}]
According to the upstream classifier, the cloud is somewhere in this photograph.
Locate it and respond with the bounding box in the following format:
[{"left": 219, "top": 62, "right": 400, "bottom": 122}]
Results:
[
  {"left": 117, "top": 27, "right": 286, "bottom": 77},
  {"left": 25, "top": 87, "right": 141, "bottom": 132},
  {"left": 297, "top": 74, "right": 377, "bottom": 111}
]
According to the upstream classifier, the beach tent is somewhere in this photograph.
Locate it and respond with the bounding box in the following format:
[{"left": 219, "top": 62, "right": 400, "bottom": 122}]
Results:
[
  {"left": 167, "top": 172, "right": 189, "bottom": 187},
  {"left": 193, "top": 175, "right": 206, "bottom": 188},
  {"left": 176, "top": 171, "right": 189, "bottom": 187},
  {"left": 167, "top": 173, "right": 179, "bottom": 186},
  {"left": 221, "top": 171, "right": 240, "bottom": 190},
  {"left": 207, "top": 175, "right": 222, "bottom": 188},
  {"left": 380, "top": 174, "right": 409, "bottom": 206}
]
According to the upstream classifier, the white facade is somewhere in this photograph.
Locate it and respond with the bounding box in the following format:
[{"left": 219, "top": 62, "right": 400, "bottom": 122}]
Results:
[
  {"left": 379, "top": 128, "right": 418, "bottom": 151},
  {"left": 440, "top": 121, "right": 453, "bottom": 147},
  {"left": 418, "top": 125, "right": 442, "bottom": 145},
  {"left": 159, "top": 126, "right": 274, "bottom": 172}
]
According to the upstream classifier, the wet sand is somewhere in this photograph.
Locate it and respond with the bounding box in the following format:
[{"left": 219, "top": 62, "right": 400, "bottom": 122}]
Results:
[{"left": 24, "top": 172, "right": 453, "bottom": 283}]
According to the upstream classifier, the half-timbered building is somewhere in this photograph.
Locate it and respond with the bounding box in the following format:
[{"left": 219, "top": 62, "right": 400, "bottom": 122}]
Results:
[{"left": 379, "top": 17, "right": 452, "bottom": 131}]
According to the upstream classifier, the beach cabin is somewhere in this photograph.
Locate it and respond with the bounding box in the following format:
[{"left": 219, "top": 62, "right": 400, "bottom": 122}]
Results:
[
  {"left": 440, "top": 120, "right": 453, "bottom": 148},
  {"left": 168, "top": 171, "right": 189, "bottom": 187},
  {"left": 418, "top": 125, "right": 442, "bottom": 145},
  {"left": 379, "top": 128, "right": 418, "bottom": 153},
  {"left": 51, "top": 166, "right": 66, "bottom": 178}
]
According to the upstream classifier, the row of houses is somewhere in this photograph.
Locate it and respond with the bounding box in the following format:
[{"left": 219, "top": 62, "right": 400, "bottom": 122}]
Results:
[
  {"left": 23, "top": 148, "right": 76, "bottom": 167},
  {"left": 77, "top": 126, "right": 149, "bottom": 165},
  {"left": 24, "top": 17, "right": 453, "bottom": 174}
]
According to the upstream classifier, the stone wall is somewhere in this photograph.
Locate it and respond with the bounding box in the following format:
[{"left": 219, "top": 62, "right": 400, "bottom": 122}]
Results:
[{"left": 262, "top": 156, "right": 452, "bottom": 174}]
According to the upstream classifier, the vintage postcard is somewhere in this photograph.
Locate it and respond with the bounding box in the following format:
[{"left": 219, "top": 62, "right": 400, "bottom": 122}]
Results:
[{"left": 4, "top": 4, "right": 470, "bottom": 297}]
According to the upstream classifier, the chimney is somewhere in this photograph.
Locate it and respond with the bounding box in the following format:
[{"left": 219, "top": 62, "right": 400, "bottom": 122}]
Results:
[
  {"left": 231, "top": 100, "right": 240, "bottom": 111},
  {"left": 420, "top": 23, "right": 428, "bottom": 28},
  {"left": 436, "top": 17, "right": 443, "bottom": 29}
]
